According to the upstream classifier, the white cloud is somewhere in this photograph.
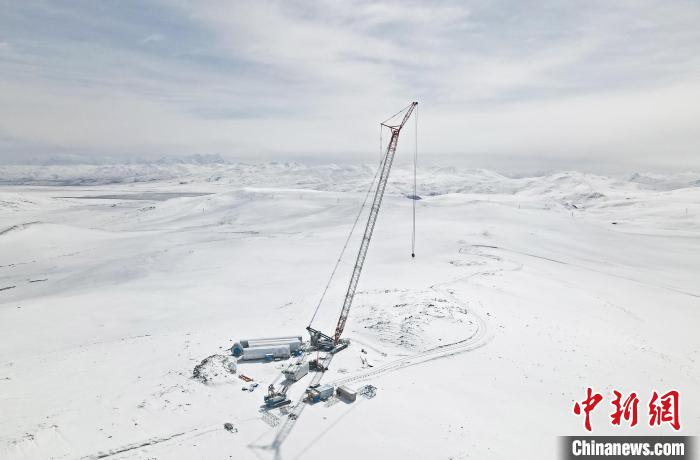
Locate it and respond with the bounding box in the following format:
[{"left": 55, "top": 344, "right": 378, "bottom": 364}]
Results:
[
  {"left": 0, "top": 0, "right": 699, "bottom": 171},
  {"left": 140, "top": 33, "right": 164, "bottom": 44}
]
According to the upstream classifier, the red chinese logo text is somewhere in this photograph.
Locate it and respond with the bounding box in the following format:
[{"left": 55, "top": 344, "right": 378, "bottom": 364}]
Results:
[{"left": 573, "top": 388, "right": 681, "bottom": 432}]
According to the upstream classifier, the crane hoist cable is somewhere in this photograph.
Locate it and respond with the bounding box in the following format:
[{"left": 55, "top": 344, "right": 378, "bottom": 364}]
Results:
[
  {"left": 412, "top": 103, "right": 418, "bottom": 258},
  {"left": 381, "top": 102, "right": 415, "bottom": 125}
]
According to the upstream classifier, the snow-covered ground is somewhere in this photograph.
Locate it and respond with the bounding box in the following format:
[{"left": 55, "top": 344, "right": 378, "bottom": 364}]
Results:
[{"left": 0, "top": 163, "right": 698, "bottom": 459}]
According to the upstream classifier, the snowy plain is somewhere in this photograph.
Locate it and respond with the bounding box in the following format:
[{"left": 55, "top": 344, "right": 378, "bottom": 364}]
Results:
[{"left": 0, "top": 162, "right": 698, "bottom": 459}]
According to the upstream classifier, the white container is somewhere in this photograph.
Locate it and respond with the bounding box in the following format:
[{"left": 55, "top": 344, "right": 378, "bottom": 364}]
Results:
[
  {"left": 233, "top": 336, "right": 302, "bottom": 357},
  {"left": 317, "top": 384, "right": 334, "bottom": 401},
  {"left": 240, "top": 344, "right": 291, "bottom": 361},
  {"left": 246, "top": 337, "right": 302, "bottom": 353},
  {"left": 283, "top": 361, "right": 309, "bottom": 381},
  {"left": 336, "top": 385, "right": 357, "bottom": 402}
]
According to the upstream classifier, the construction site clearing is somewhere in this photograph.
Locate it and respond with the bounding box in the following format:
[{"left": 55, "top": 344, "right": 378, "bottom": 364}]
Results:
[{"left": 230, "top": 334, "right": 372, "bottom": 412}]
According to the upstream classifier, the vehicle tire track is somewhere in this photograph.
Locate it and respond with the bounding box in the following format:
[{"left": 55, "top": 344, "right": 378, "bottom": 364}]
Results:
[{"left": 330, "top": 306, "right": 490, "bottom": 387}]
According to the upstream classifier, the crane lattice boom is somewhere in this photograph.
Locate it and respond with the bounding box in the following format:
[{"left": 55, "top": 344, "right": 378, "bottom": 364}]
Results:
[{"left": 333, "top": 102, "right": 417, "bottom": 343}]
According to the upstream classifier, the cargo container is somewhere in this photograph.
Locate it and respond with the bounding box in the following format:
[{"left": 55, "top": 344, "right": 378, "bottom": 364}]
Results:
[
  {"left": 232, "top": 336, "right": 302, "bottom": 357},
  {"left": 336, "top": 385, "right": 357, "bottom": 402},
  {"left": 317, "top": 384, "right": 334, "bottom": 400},
  {"left": 282, "top": 361, "right": 309, "bottom": 381},
  {"left": 240, "top": 344, "right": 290, "bottom": 361}
]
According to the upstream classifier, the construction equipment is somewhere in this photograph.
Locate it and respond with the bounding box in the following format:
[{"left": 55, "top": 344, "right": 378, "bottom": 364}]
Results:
[
  {"left": 308, "top": 358, "right": 328, "bottom": 372},
  {"left": 358, "top": 385, "right": 378, "bottom": 399},
  {"left": 264, "top": 384, "right": 291, "bottom": 409},
  {"left": 242, "top": 382, "right": 259, "bottom": 392},
  {"left": 307, "top": 102, "right": 418, "bottom": 351}
]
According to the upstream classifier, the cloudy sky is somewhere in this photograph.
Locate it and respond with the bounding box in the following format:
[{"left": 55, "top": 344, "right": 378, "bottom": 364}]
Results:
[{"left": 0, "top": 0, "right": 699, "bottom": 171}]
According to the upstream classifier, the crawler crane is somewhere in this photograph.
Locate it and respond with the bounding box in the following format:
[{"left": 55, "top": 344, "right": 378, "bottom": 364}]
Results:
[{"left": 307, "top": 102, "right": 418, "bottom": 353}]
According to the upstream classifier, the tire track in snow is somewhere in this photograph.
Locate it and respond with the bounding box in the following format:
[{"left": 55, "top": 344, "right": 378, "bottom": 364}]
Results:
[
  {"left": 330, "top": 307, "right": 490, "bottom": 387},
  {"left": 81, "top": 425, "right": 221, "bottom": 459},
  {"left": 471, "top": 244, "right": 700, "bottom": 298}
]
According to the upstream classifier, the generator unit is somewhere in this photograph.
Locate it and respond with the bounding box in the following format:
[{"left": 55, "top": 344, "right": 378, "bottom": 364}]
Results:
[
  {"left": 306, "top": 384, "right": 334, "bottom": 403},
  {"left": 283, "top": 361, "right": 309, "bottom": 381}
]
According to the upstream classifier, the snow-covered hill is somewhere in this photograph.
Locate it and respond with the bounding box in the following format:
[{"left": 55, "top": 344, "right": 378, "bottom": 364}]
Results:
[{"left": 0, "top": 164, "right": 698, "bottom": 459}]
